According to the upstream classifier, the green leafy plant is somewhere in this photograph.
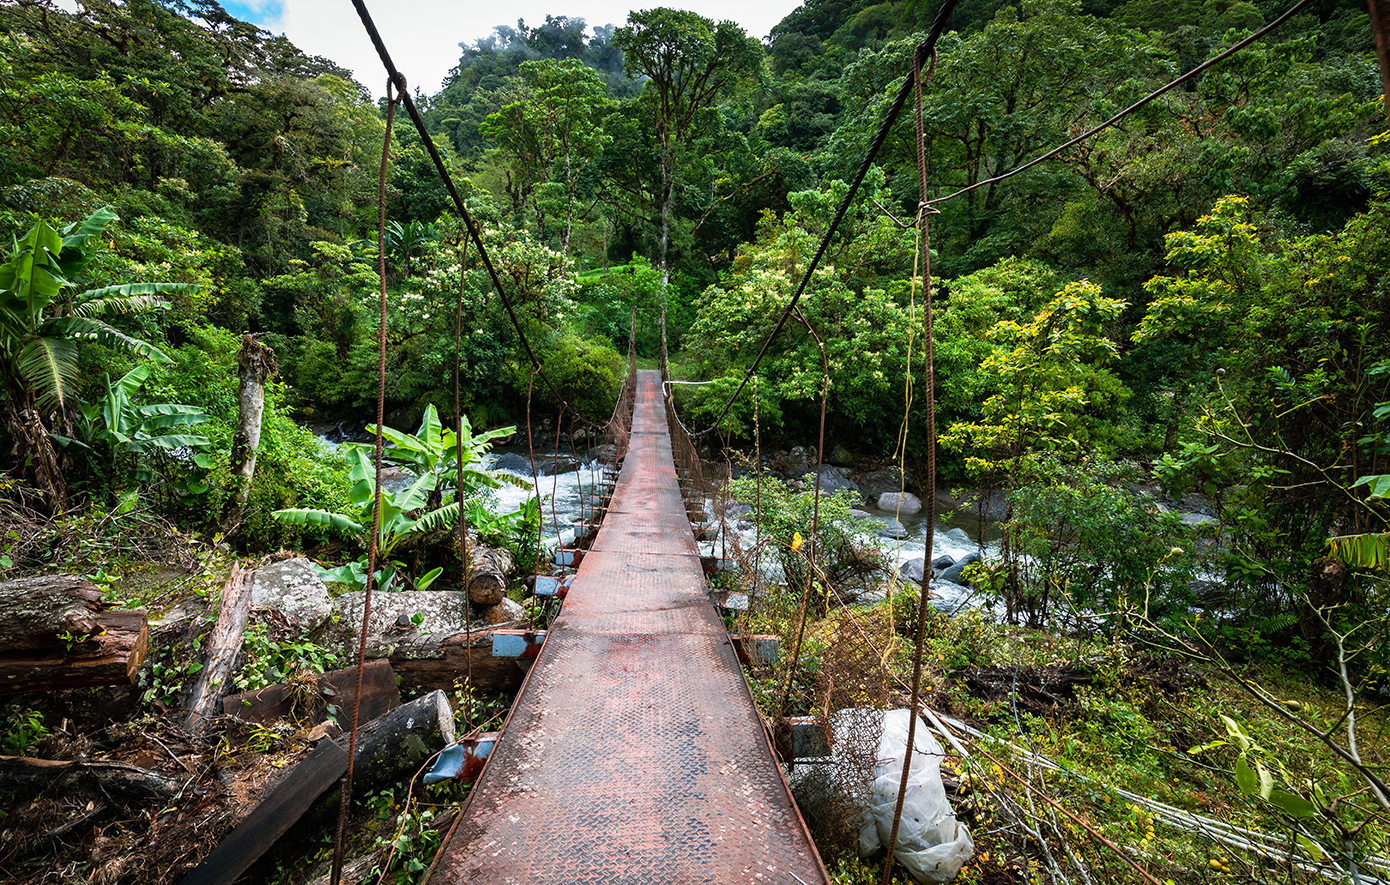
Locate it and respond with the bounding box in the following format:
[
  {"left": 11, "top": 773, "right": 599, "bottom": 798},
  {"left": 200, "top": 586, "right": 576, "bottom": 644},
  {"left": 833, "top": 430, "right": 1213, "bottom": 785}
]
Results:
[
  {"left": 0, "top": 206, "right": 204, "bottom": 508},
  {"left": 1, "top": 705, "right": 50, "bottom": 755},
  {"left": 53, "top": 363, "right": 210, "bottom": 485}
]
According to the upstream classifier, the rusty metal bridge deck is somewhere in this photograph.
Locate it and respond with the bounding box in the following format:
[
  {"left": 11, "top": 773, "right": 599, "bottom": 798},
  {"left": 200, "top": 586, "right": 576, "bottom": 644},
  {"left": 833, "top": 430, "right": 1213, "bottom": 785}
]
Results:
[{"left": 425, "top": 370, "right": 828, "bottom": 885}]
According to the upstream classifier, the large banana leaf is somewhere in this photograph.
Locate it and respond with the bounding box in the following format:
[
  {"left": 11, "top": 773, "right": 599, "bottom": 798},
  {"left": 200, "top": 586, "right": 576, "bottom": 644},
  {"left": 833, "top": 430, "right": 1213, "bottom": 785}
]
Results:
[
  {"left": 73, "top": 283, "right": 201, "bottom": 313},
  {"left": 129, "top": 432, "right": 212, "bottom": 451},
  {"left": 272, "top": 508, "right": 364, "bottom": 534},
  {"left": 57, "top": 207, "right": 117, "bottom": 274},
  {"left": 43, "top": 315, "right": 170, "bottom": 362}
]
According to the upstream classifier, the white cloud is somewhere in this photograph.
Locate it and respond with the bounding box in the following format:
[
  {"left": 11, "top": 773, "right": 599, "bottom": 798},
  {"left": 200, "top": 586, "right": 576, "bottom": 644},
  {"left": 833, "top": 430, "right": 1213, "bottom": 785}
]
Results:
[{"left": 271, "top": 0, "right": 801, "bottom": 98}]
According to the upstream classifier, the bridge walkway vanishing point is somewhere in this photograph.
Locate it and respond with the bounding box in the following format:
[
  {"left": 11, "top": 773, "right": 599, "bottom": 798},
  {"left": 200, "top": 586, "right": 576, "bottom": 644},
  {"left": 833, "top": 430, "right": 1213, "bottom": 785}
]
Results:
[{"left": 424, "top": 370, "right": 829, "bottom": 885}]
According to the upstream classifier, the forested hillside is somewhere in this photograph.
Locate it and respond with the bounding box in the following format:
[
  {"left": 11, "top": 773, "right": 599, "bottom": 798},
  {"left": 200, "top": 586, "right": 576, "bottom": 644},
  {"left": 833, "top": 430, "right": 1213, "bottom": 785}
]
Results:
[{"left": 1, "top": 0, "right": 1388, "bottom": 882}]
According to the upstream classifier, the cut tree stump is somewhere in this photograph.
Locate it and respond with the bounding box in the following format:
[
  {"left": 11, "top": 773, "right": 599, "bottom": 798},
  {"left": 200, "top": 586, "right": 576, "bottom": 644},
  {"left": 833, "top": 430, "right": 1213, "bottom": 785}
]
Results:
[
  {"left": 0, "top": 574, "right": 148, "bottom": 696},
  {"left": 221, "top": 659, "right": 400, "bottom": 725},
  {"left": 183, "top": 564, "right": 254, "bottom": 732},
  {"left": 464, "top": 545, "right": 512, "bottom": 606},
  {"left": 0, "top": 755, "right": 182, "bottom": 801}
]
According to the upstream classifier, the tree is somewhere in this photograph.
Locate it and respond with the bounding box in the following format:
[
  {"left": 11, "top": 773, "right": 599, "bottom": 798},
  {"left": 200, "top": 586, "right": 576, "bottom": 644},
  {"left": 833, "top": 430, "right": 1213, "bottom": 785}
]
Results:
[
  {"left": 0, "top": 207, "right": 203, "bottom": 509},
  {"left": 614, "top": 8, "right": 765, "bottom": 292},
  {"left": 482, "top": 59, "right": 611, "bottom": 252}
]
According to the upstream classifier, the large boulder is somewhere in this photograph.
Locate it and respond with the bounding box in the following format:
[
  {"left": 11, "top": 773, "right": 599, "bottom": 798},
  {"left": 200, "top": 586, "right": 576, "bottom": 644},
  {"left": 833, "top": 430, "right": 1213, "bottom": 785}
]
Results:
[
  {"left": 898, "top": 558, "right": 926, "bottom": 583},
  {"left": 334, "top": 590, "right": 474, "bottom": 657},
  {"left": 828, "top": 444, "right": 855, "bottom": 468},
  {"left": 932, "top": 554, "right": 956, "bottom": 571},
  {"left": 491, "top": 453, "right": 533, "bottom": 475},
  {"left": 779, "top": 446, "right": 816, "bottom": 480},
  {"left": 857, "top": 467, "right": 905, "bottom": 502},
  {"left": 877, "top": 491, "right": 922, "bottom": 516},
  {"left": 878, "top": 517, "right": 910, "bottom": 539},
  {"left": 938, "top": 552, "right": 982, "bottom": 586},
  {"left": 251, "top": 558, "right": 332, "bottom": 630}
]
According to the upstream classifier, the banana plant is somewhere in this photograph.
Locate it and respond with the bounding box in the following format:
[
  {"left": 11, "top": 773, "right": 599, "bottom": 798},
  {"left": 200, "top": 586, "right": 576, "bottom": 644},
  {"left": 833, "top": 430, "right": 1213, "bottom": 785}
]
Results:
[
  {"left": 53, "top": 365, "right": 210, "bottom": 483},
  {"left": 342, "top": 404, "right": 519, "bottom": 509},
  {"left": 0, "top": 206, "right": 204, "bottom": 508},
  {"left": 274, "top": 447, "right": 454, "bottom": 593}
]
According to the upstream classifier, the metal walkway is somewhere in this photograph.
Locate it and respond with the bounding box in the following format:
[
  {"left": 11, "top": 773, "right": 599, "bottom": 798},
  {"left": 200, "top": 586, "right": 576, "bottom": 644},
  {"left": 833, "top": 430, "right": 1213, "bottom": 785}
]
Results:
[{"left": 425, "top": 370, "right": 829, "bottom": 885}]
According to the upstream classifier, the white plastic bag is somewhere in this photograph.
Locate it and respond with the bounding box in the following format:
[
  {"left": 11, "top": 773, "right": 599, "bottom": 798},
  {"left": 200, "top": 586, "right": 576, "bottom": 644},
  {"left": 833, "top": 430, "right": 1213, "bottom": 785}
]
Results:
[{"left": 861, "top": 709, "right": 975, "bottom": 883}]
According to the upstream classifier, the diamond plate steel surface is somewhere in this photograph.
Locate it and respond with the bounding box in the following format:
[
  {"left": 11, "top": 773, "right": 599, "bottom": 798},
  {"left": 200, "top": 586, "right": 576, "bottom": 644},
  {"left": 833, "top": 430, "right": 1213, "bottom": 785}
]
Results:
[{"left": 426, "top": 371, "right": 828, "bottom": 885}]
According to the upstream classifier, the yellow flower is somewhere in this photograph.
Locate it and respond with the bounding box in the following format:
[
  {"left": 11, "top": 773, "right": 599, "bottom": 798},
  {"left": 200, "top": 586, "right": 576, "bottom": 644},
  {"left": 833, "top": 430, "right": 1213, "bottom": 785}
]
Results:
[{"left": 790, "top": 532, "right": 803, "bottom": 552}]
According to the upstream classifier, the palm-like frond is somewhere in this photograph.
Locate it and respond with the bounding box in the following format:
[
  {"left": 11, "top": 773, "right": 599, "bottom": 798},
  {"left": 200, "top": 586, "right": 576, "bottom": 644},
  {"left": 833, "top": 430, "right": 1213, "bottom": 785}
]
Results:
[
  {"left": 411, "top": 502, "right": 460, "bottom": 534},
  {"left": 43, "top": 316, "right": 170, "bottom": 363},
  {"left": 17, "top": 336, "right": 78, "bottom": 409},
  {"left": 1326, "top": 532, "right": 1390, "bottom": 571}
]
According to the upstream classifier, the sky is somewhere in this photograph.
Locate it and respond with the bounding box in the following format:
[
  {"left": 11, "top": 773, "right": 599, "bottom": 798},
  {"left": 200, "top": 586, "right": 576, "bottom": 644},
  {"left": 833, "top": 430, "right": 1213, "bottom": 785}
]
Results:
[{"left": 217, "top": 0, "right": 804, "bottom": 98}]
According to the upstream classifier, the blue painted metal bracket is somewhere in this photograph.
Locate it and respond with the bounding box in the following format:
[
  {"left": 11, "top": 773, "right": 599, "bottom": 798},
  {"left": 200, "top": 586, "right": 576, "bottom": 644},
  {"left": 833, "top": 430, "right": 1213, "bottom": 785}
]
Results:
[
  {"left": 423, "top": 732, "right": 501, "bottom": 785},
  {"left": 492, "top": 629, "right": 547, "bottom": 660}
]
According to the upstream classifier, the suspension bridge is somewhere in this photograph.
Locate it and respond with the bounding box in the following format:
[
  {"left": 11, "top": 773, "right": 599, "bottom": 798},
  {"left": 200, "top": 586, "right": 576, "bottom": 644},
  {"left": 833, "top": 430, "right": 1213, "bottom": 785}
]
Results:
[{"left": 421, "top": 368, "right": 829, "bottom": 885}]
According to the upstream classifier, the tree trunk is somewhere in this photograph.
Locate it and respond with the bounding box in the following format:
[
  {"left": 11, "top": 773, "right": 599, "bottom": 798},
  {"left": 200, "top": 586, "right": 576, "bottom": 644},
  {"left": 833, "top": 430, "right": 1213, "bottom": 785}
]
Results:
[
  {"left": 183, "top": 564, "right": 254, "bottom": 733},
  {"left": 465, "top": 546, "right": 513, "bottom": 606},
  {"left": 0, "top": 574, "right": 148, "bottom": 695},
  {"left": 0, "top": 755, "right": 182, "bottom": 801},
  {"left": 222, "top": 336, "right": 275, "bottom": 534},
  {"left": 1370, "top": 0, "right": 1390, "bottom": 120},
  {"left": 1, "top": 396, "right": 67, "bottom": 512}
]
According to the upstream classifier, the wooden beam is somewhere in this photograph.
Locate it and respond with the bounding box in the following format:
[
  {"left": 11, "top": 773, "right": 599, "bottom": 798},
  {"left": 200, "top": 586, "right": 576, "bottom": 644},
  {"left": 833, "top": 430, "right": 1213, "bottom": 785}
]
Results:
[
  {"left": 184, "top": 564, "right": 254, "bottom": 733},
  {"left": 221, "top": 660, "right": 400, "bottom": 725},
  {"left": 178, "top": 740, "right": 349, "bottom": 885}
]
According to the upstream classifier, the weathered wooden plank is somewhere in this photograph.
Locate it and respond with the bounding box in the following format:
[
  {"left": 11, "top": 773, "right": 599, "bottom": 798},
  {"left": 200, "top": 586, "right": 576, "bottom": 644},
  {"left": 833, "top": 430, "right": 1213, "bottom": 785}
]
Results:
[
  {"left": 0, "top": 755, "right": 181, "bottom": 800},
  {"left": 177, "top": 740, "right": 349, "bottom": 885},
  {"left": 221, "top": 660, "right": 400, "bottom": 725},
  {"left": 184, "top": 564, "right": 255, "bottom": 732}
]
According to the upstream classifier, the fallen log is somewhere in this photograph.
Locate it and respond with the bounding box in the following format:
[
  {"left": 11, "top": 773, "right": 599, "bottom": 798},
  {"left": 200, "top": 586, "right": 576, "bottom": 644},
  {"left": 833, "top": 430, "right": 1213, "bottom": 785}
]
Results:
[
  {"left": 0, "top": 755, "right": 182, "bottom": 801},
  {"left": 0, "top": 574, "right": 148, "bottom": 696},
  {"left": 465, "top": 545, "right": 512, "bottom": 606},
  {"left": 382, "top": 624, "right": 529, "bottom": 693},
  {"left": 332, "top": 688, "right": 456, "bottom": 795},
  {"left": 222, "top": 659, "right": 400, "bottom": 725},
  {"left": 183, "top": 564, "right": 254, "bottom": 733}
]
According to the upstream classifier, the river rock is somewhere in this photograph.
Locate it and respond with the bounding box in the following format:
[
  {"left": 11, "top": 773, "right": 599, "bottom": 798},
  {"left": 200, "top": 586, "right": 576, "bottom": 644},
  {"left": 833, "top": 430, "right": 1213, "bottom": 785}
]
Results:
[
  {"left": 899, "top": 558, "right": 926, "bottom": 583},
  {"left": 938, "top": 552, "right": 982, "bottom": 586},
  {"left": 828, "top": 444, "right": 855, "bottom": 468},
  {"left": 857, "top": 467, "right": 905, "bottom": 502},
  {"left": 932, "top": 554, "right": 956, "bottom": 571},
  {"left": 540, "top": 455, "right": 581, "bottom": 476},
  {"left": 779, "top": 446, "right": 815, "bottom": 480},
  {"left": 334, "top": 590, "right": 473, "bottom": 657},
  {"left": 252, "top": 558, "right": 332, "bottom": 629},
  {"left": 878, "top": 517, "right": 910, "bottom": 539},
  {"left": 492, "top": 453, "right": 533, "bottom": 474},
  {"left": 877, "top": 491, "right": 922, "bottom": 515},
  {"left": 814, "top": 466, "right": 862, "bottom": 501}
]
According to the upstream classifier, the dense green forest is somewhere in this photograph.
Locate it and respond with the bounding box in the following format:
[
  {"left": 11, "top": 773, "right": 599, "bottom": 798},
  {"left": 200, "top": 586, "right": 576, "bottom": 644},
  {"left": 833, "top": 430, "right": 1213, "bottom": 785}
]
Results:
[{"left": 2, "top": 0, "right": 1389, "bottom": 881}]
